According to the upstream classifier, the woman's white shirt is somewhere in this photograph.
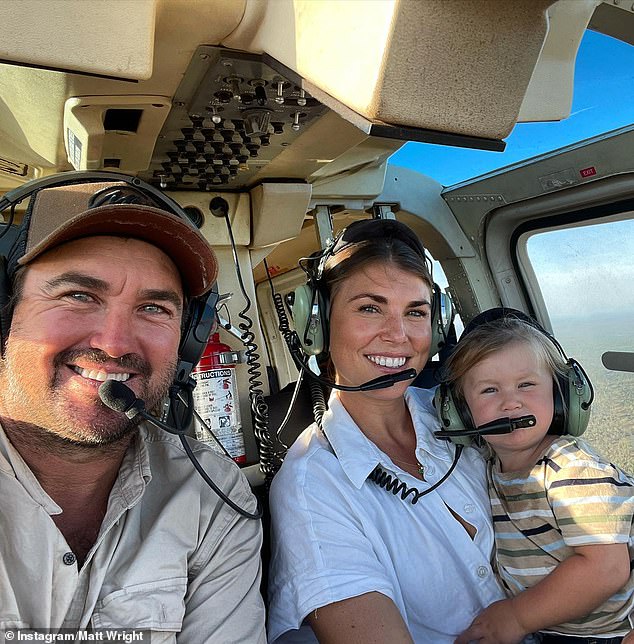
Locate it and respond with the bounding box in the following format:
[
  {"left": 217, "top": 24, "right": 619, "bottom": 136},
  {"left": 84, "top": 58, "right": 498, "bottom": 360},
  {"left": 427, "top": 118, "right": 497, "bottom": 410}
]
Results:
[{"left": 267, "top": 387, "right": 505, "bottom": 643}]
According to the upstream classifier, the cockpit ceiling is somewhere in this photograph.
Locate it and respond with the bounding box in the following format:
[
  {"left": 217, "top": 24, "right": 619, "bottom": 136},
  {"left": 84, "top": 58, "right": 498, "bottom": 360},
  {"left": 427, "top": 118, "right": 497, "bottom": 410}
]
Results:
[
  {"left": 138, "top": 46, "right": 507, "bottom": 192},
  {"left": 0, "top": 0, "right": 631, "bottom": 189}
]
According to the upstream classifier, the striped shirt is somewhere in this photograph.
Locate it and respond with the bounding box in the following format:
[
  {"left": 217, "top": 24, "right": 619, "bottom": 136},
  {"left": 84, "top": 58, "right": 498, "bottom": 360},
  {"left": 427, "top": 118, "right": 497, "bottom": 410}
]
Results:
[{"left": 489, "top": 436, "right": 634, "bottom": 637}]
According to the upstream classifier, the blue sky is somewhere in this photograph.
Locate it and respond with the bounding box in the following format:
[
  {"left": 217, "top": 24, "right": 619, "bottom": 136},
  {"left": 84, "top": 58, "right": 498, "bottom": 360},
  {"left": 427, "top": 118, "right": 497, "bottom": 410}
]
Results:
[
  {"left": 389, "top": 30, "right": 634, "bottom": 187},
  {"left": 389, "top": 29, "right": 634, "bottom": 324}
]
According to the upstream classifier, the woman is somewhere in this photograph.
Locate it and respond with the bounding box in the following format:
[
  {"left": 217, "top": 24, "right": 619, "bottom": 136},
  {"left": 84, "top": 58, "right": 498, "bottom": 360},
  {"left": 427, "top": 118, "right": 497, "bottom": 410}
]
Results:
[{"left": 267, "top": 219, "right": 505, "bottom": 643}]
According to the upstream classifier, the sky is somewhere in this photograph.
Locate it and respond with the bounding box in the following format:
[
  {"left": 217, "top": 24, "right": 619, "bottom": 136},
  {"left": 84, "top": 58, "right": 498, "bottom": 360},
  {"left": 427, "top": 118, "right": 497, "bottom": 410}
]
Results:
[
  {"left": 389, "top": 30, "right": 634, "bottom": 187},
  {"left": 388, "top": 29, "right": 634, "bottom": 324}
]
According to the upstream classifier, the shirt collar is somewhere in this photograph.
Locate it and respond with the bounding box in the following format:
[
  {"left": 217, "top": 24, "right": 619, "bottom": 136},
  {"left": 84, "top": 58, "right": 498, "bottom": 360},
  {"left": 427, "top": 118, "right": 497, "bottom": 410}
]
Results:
[
  {"left": 407, "top": 388, "right": 455, "bottom": 464},
  {"left": 0, "top": 421, "right": 61, "bottom": 514},
  {"left": 0, "top": 421, "right": 153, "bottom": 516},
  {"left": 321, "top": 387, "right": 453, "bottom": 489},
  {"left": 110, "top": 424, "right": 153, "bottom": 510}
]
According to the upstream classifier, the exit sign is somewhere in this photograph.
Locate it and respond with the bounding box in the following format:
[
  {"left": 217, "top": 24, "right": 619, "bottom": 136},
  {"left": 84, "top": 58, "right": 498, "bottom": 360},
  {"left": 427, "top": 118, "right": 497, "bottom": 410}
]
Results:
[{"left": 580, "top": 166, "right": 597, "bottom": 178}]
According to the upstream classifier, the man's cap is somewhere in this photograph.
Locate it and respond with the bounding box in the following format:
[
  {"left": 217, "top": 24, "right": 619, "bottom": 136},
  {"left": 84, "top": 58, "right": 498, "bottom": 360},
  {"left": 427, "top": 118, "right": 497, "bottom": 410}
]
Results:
[{"left": 9, "top": 181, "right": 218, "bottom": 297}]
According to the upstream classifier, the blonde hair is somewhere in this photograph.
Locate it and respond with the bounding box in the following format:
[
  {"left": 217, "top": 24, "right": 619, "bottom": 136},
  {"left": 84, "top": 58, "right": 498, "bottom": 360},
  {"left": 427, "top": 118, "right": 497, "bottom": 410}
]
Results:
[{"left": 441, "top": 316, "right": 567, "bottom": 403}]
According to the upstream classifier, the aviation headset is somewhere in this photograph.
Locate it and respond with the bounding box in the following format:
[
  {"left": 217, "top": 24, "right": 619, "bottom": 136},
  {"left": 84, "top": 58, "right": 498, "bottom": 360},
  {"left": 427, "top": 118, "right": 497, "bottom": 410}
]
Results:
[
  {"left": 0, "top": 171, "right": 219, "bottom": 386},
  {"left": 434, "top": 307, "right": 594, "bottom": 446},
  {"left": 289, "top": 218, "right": 454, "bottom": 359}
]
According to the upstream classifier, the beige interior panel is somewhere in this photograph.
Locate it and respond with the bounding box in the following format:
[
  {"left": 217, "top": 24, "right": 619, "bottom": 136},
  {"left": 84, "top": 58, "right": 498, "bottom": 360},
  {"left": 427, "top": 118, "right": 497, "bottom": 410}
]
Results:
[
  {"left": 64, "top": 96, "right": 171, "bottom": 171},
  {"left": 226, "top": 0, "right": 558, "bottom": 139},
  {"left": 518, "top": 0, "right": 601, "bottom": 122},
  {"left": 250, "top": 183, "right": 312, "bottom": 249},
  {"left": 0, "top": 0, "right": 157, "bottom": 80},
  {"left": 0, "top": 0, "right": 247, "bottom": 175}
]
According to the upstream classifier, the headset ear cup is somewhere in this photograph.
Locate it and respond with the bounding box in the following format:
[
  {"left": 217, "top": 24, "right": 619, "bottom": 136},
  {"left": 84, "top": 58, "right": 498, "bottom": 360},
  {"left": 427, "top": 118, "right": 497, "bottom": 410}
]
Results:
[
  {"left": 549, "top": 361, "right": 593, "bottom": 437},
  {"left": 430, "top": 286, "right": 454, "bottom": 358},
  {"left": 549, "top": 376, "right": 567, "bottom": 435},
  {"left": 433, "top": 383, "right": 475, "bottom": 447},
  {"left": 175, "top": 288, "right": 219, "bottom": 385},
  {"left": 290, "top": 283, "right": 326, "bottom": 356},
  {"left": 0, "top": 256, "right": 12, "bottom": 352},
  {"left": 563, "top": 360, "right": 593, "bottom": 437}
]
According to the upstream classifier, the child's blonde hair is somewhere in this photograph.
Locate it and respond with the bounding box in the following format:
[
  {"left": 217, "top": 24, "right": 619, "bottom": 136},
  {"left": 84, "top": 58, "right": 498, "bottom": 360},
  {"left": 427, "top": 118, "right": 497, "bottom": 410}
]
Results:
[{"left": 441, "top": 316, "right": 567, "bottom": 406}]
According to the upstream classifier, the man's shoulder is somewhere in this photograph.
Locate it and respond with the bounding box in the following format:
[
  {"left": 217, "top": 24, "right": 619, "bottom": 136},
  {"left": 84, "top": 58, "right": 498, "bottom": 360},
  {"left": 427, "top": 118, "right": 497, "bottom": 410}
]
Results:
[{"left": 136, "top": 425, "right": 259, "bottom": 524}]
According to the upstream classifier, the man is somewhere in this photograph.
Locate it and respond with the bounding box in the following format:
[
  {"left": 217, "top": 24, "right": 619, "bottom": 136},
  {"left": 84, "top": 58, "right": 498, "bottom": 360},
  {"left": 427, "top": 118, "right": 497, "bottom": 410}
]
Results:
[{"left": 0, "top": 177, "right": 266, "bottom": 642}]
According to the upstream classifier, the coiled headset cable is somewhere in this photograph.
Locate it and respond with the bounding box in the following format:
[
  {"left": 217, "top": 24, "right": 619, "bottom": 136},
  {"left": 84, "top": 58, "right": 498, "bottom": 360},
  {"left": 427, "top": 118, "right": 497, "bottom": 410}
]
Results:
[
  {"left": 264, "top": 259, "right": 328, "bottom": 460},
  {"left": 209, "top": 198, "right": 280, "bottom": 485},
  {"left": 368, "top": 445, "right": 463, "bottom": 505}
]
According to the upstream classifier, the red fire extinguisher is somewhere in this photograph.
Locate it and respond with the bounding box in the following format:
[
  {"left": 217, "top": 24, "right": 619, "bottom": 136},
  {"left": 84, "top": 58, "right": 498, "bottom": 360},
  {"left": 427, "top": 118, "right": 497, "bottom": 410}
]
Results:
[{"left": 191, "top": 333, "right": 246, "bottom": 465}]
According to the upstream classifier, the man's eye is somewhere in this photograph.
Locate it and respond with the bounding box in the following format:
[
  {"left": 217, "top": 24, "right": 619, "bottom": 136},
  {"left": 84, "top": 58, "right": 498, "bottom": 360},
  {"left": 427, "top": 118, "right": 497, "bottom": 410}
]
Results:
[
  {"left": 142, "top": 303, "right": 171, "bottom": 315},
  {"left": 408, "top": 309, "right": 428, "bottom": 318},
  {"left": 359, "top": 304, "right": 380, "bottom": 313},
  {"left": 65, "top": 292, "right": 94, "bottom": 303}
]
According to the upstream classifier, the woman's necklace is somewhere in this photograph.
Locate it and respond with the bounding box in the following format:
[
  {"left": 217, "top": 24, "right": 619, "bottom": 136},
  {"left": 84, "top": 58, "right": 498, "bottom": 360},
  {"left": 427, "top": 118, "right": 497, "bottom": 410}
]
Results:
[{"left": 389, "top": 455, "right": 426, "bottom": 479}]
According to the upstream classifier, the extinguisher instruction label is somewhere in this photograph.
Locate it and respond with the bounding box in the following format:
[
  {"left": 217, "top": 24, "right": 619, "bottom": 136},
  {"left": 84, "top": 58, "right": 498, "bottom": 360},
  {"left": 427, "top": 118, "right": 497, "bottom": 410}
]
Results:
[{"left": 191, "top": 367, "right": 246, "bottom": 464}]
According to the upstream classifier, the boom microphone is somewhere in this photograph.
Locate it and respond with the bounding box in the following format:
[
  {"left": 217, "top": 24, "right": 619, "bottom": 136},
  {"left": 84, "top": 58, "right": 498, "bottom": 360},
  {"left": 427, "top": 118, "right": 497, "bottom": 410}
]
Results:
[
  {"left": 99, "top": 379, "right": 146, "bottom": 419},
  {"left": 99, "top": 379, "right": 176, "bottom": 432},
  {"left": 358, "top": 369, "right": 418, "bottom": 390},
  {"left": 98, "top": 380, "right": 262, "bottom": 520},
  {"left": 293, "top": 346, "right": 417, "bottom": 392},
  {"left": 434, "top": 414, "right": 536, "bottom": 439}
]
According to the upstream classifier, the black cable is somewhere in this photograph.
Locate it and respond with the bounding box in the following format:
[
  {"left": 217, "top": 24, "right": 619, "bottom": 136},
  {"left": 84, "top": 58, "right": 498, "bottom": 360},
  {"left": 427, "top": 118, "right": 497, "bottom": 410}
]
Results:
[
  {"left": 221, "top": 213, "right": 280, "bottom": 484},
  {"left": 169, "top": 384, "right": 262, "bottom": 520},
  {"left": 273, "top": 370, "right": 304, "bottom": 450},
  {"left": 308, "top": 377, "right": 327, "bottom": 431},
  {"left": 0, "top": 204, "right": 16, "bottom": 240},
  {"left": 368, "top": 445, "right": 464, "bottom": 504},
  {"left": 99, "top": 379, "right": 261, "bottom": 520},
  {"left": 177, "top": 390, "right": 233, "bottom": 459},
  {"left": 264, "top": 259, "right": 329, "bottom": 461}
]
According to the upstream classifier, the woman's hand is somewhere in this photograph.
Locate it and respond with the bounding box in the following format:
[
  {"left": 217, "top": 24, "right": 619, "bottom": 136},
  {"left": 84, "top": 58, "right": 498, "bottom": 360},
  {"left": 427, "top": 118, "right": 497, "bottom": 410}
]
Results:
[{"left": 454, "top": 599, "right": 527, "bottom": 644}]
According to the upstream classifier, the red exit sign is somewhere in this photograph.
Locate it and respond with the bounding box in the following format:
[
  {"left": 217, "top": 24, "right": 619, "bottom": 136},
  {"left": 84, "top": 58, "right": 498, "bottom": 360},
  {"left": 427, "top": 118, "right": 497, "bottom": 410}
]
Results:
[{"left": 580, "top": 166, "right": 597, "bottom": 178}]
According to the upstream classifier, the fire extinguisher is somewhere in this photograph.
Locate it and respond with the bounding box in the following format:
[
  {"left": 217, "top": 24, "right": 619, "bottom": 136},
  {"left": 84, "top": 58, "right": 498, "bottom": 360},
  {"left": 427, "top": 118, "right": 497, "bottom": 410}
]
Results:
[{"left": 191, "top": 333, "right": 246, "bottom": 465}]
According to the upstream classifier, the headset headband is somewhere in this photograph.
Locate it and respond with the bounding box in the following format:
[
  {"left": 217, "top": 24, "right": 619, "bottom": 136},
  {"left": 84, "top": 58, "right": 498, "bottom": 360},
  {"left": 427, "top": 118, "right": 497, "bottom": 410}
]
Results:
[{"left": 314, "top": 218, "right": 431, "bottom": 281}]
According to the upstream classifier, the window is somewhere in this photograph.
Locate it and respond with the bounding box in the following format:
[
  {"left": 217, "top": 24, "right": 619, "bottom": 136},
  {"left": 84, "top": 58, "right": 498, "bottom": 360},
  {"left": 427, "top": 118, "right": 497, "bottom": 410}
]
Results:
[
  {"left": 522, "top": 216, "right": 634, "bottom": 471},
  {"left": 390, "top": 31, "right": 634, "bottom": 186}
]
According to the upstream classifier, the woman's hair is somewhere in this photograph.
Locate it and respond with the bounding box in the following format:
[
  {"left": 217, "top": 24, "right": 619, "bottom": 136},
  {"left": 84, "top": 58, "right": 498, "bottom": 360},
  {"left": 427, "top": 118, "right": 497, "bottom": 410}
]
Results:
[
  {"left": 441, "top": 316, "right": 567, "bottom": 402},
  {"left": 321, "top": 235, "right": 433, "bottom": 299}
]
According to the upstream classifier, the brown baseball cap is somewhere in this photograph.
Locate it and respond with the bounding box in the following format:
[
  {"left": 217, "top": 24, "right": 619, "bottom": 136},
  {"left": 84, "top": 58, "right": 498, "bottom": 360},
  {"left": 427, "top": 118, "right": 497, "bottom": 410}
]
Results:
[{"left": 10, "top": 181, "right": 218, "bottom": 297}]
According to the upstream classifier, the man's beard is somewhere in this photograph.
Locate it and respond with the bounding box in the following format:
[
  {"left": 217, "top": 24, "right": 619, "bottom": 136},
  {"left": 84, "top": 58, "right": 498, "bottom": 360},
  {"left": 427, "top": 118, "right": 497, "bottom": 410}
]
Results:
[{"left": 0, "top": 346, "right": 177, "bottom": 449}]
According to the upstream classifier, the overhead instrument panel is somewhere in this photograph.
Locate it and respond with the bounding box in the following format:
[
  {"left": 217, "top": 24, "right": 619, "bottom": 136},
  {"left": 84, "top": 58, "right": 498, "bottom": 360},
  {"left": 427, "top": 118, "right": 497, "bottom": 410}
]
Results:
[{"left": 141, "top": 47, "right": 327, "bottom": 191}]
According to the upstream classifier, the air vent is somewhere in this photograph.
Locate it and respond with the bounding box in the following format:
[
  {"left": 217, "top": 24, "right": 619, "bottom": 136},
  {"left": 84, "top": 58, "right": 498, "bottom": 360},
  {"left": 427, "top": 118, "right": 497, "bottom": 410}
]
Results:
[{"left": 104, "top": 109, "right": 143, "bottom": 133}]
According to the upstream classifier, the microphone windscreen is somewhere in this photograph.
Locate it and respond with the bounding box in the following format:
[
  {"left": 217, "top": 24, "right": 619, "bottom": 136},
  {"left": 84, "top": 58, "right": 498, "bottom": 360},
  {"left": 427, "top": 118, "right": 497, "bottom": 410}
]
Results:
[{"left": 99, "top": 380, "right": 138, "bottom": 413}]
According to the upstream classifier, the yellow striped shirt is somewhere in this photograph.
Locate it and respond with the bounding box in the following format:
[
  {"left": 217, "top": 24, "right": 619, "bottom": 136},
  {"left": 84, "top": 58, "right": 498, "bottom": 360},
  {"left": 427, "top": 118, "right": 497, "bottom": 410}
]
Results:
[{"left": 489, "top": 436, "right": 634, "bottom": 636}]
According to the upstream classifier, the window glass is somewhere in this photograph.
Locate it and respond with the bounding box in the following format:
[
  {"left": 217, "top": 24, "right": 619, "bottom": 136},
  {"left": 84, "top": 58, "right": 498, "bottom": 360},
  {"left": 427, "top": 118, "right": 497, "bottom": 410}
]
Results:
[
  {"left": 433, "top": 259, "right": 463, "bottom": 340},
  {"left": 390, "top": 31, "right": 634, "bottom": 186},
  {"left": 523, "top": 217, "right": 634, "bottom": 471}
]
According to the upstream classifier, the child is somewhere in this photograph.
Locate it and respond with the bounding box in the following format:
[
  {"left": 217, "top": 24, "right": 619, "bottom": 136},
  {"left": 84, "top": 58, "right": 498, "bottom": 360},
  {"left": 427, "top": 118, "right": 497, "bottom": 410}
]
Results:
[{"left": 439, "top": 308, "right": 633, "bottom": 644}]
